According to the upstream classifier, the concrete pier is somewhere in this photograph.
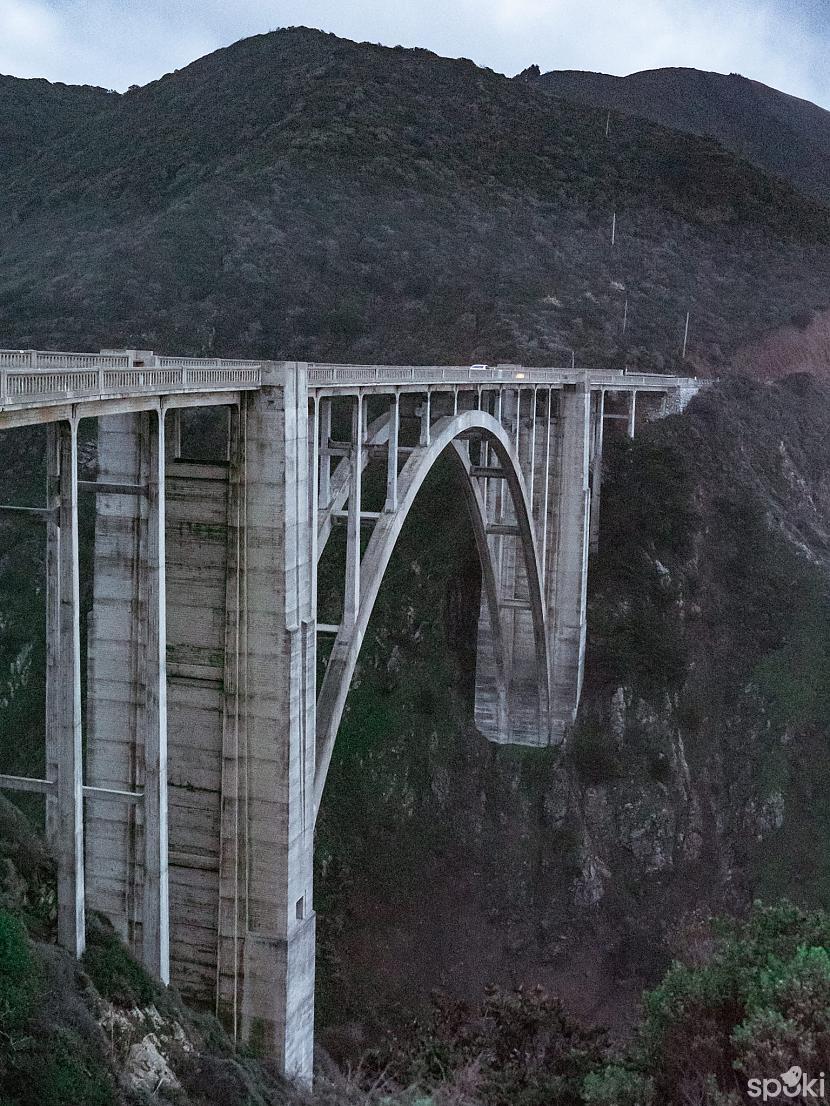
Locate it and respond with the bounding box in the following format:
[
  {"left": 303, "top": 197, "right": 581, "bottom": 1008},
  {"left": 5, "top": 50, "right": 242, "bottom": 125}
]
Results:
[
  {"left": 84, "top": 372, "right": 315, "bottom": 1076},
  {"left": 85, "top": 411, "right": 168, "bottom": 978},
  {"left": 45, "top": 419, "right": 85, "bottom": 957},
  {"left": 548, "top": 382, "right": 592, "bottom": 731}
]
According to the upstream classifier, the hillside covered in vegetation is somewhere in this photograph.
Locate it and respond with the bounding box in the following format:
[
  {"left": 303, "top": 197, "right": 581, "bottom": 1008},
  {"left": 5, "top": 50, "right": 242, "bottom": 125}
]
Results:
[
  {"left": 533, "top": 65, "right": 830, "bottom": 207},
  {"left": 1, "top": 28, "right": 830, "bottom": 373}
]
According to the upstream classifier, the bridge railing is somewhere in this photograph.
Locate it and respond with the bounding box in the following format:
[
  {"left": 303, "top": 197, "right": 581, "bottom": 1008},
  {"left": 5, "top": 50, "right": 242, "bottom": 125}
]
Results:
[
  {"left": 306, "top": 364, "right": 590, "bottom": 386},
  {"left": 307, "top": 363, "right": 690, "bottom": 389},
  {"left": 0, "top": 350, "right": 262, "bottom": 409}
]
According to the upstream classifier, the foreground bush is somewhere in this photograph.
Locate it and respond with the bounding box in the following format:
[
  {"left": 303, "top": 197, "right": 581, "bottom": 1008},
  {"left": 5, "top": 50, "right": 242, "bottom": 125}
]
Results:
[
  {"left": 359, "top": 902, "right": 830, "bottom": 1106},
  {"left": 366, "top": 984, "right": 606, "bottom": 1106},
  {"left": 585, "top": 901, "right": 830, "bottom": 1106}
]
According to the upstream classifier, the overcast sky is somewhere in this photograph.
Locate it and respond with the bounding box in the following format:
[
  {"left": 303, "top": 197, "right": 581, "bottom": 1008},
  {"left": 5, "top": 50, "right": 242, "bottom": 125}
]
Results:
[{"left": 1, "top": 0, "right": 828, "bottom": 109}]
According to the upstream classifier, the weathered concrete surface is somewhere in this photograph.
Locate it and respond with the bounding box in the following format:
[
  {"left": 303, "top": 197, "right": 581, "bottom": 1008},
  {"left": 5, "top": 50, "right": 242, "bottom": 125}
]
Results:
[
  {"left": 218, "top": 366, "right": 316, "bottom": 1079},
  {"left": 547, "top": 383, "right": 592, "bottom": 732},
  {"left": 85, "top": 415, "right": 145, "bottom": 958},
  {"left": 45, "top": 419, "right": 85, "bottom": 957},
  {"left": 85, "top": 411, "right": 168, "bottom": 978},
  {"left": 86, "top": 371, "right": 316, "bottom": 1081}
]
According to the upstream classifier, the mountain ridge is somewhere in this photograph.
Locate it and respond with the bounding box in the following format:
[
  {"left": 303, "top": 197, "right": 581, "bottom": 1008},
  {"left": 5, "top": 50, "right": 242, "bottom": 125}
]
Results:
[
  {"left": 533, "top": 64, "right": 830, "bottom": 206},
  {"left": 0, "top": 27, "right": 829, "bottom": 376}
]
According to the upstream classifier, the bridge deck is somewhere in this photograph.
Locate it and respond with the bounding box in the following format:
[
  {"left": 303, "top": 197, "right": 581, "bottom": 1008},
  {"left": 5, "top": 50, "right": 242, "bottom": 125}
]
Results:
[
  {"left": 307, "top": 362, "right": 689, "bottom": 392},
  {"left": 0, "top": 348, "right": 695, "bottom": 430},
  {"left": 0, "top": 350, "right": 262, "bottom": 428}
]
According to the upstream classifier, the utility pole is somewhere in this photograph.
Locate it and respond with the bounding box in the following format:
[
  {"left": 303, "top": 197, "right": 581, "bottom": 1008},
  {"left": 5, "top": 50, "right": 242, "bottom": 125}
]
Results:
[
  {"left": 682, "top": 310, "right": 690, "bottom": 359},
  {"left": 611, "top": 212, "right": 616, "bottom": 246},
  {"left": 622, "top": 297, "right": 628, "bottom": 336},
  {"left": 605, "top": 111, "right": 610, "bottom": 138}
]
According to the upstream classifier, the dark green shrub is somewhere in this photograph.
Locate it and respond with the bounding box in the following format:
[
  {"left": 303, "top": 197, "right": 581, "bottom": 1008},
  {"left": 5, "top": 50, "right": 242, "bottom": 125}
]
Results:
[
  {"left": 0, "top": 909, "right": 39, "bottom": 1032},
  {"left": 633, "top": 902, "right": 830, "bottom": 1104},
  {"left": 82, "top": 918, "right": 157, "bottom": 1007},
  {"left": 367, "top": 984, "right": 606, "bottom": 1106},
  {"left": 583, "top": 1064, "right": 653, "bottom": 1106}
]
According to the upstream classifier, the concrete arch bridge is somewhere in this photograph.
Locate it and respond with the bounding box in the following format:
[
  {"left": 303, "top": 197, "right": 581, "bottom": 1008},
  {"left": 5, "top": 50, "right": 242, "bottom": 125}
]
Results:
[{"left": 0, "top": 349, "right": 698, "bottom": 1082}]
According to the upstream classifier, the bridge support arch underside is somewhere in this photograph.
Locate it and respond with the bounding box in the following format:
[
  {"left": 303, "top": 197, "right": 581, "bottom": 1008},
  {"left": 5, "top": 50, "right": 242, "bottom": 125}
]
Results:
[
  {"left": 0, "top": 352, "right": 698, "bottom": 1087},
  {"left": 313, "top": 407, "right": 552, "bottom": 815}
]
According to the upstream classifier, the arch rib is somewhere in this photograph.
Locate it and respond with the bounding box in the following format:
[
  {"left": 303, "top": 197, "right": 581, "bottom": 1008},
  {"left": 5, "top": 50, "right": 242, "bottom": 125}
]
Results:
[{"left": 314, "top": 409, "right": 551, "bottom": 818}]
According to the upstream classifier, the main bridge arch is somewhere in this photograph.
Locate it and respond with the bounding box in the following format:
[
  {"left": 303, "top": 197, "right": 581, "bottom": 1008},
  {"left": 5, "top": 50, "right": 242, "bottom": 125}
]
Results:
[{"left": 313, "top": 407, "right": 552, "bottom": 815}]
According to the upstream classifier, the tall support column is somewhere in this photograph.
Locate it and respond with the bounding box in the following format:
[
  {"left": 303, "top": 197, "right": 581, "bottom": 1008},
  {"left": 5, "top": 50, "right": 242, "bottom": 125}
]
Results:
[
  {"left": 142, "top": 408, "right": 169, "bottom": 982},
  {"left": 86, "top": 415, "right": 144, "bottom": 958},
  {"left": 318, "top": 397, "right": 332, "bottom": 509},
  {"left": 528, "top": 389, "right": 538, "bottom": 509},
  {"left": 589, "top": 389, "right": 605, "bottom": 555},
  {"left": 45, "top": 431, "right": 60, "bottom": 852},
  {"left": 232, "top": 362, "right": 315, "bottom": 1081},
  {"left": 384, "top": 393, "right": 399, "bottom": 513},
  {"left": 541, "top": 389, "right": 553, "bottom": 572},
  {"left": 309, "top": 398, "right": 320, "bottom": 617},
  {"left": 46, "top": 418, "right": 85, "bottom": 957},
  {"left": 344, "top": 394, "right": 363, "bottom": 629},
  {"left": 87, "top": 410, "right": 170, "bottom": 977},
  {"left": 627, "top": 389, "right": 637, "bottom": 438},
  {"left": 217, "top": 403, "right": 246, "bottom": 1039},
  {"left": 418, "top": 390, "right": 431, "bottom": 447},
  {"left": 548, "top": 382, "right": 591, "bottom": 735}
]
